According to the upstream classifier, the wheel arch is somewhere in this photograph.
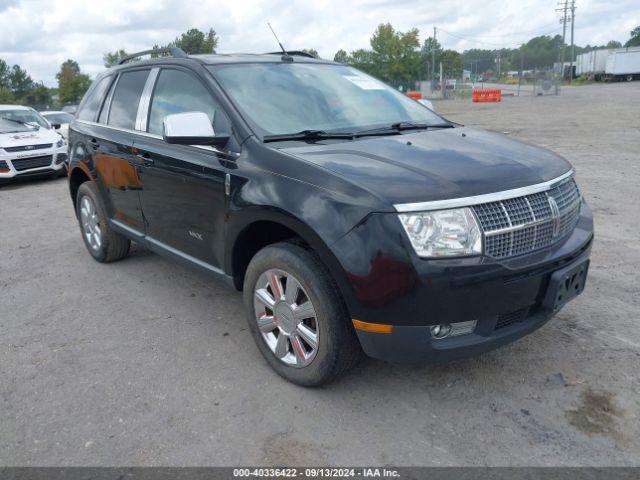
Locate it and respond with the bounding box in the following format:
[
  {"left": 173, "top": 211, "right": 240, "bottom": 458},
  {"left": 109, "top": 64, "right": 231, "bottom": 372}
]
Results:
[
  {"left": 227, "top": 208, "right": 353, "bottom": 302},
  {"left": 69, "top": 165, "right": 92, "bottom": 212}
]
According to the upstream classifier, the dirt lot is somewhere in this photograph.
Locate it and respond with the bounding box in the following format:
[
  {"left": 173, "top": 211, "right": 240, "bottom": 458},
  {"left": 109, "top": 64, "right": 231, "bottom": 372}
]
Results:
[{"left": 1, "top": 82, "right": 639, "bottom": 466}]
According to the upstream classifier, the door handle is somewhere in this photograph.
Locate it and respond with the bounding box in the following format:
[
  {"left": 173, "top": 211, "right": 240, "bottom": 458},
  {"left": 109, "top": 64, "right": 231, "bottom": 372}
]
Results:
[{"left": 89, "top": 138, "right": 99, "bottom": 150}]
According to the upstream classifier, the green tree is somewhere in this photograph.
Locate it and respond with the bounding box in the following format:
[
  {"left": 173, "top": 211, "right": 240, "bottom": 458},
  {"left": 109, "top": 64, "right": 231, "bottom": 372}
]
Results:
[
  {"left": 9, "top": 65, "right": 34, "bottom": 99},
  {"left": 21, "top": 83, "right": 51, "bottom": 107},
  {"left": 421, "top": 36, "right": 442, "bottom": 77},
  {"left": 56, "top": 60, "right": 92, "bottom": 104},
  {"left": 440, "top": 49, "right": 463, "bottom": 78},
  {"left": 333, "top": 49, "right": 349, "bottom": 63},
  {"left": 606, "top": 40, "right": 622, "bottom": 49},
  {"left": 0, "top": 86, "right": 13, "bottom": 103},
  {"left": 369, "top": 23, "right": 421, "bottom": 86},
  {"left": 103, "top": 49, "right": 129, "bottom": 67},
  {"left": 170, "top": 28, "right": 218, "bottom": 54},
  {"left": 625, "top": 26, "right": 640, "bottom": 47},
  {"left": 0, "top": 59, "right": 11, "bottom": 89},
  {"left": 349, "top": 48, "right": 375, "bottom": 75}
]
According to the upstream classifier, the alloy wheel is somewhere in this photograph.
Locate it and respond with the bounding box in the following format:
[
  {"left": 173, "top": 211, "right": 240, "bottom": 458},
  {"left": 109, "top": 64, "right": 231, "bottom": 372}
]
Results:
[
  {"left": 80, "top": 196, "right": 102, "bottom": 252},
  {"left": 253, "top": 269, "right": 319, "bottom": 367}
]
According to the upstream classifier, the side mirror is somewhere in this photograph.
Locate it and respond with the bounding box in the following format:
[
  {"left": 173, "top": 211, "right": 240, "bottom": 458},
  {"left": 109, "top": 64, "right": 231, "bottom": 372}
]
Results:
[
  {"left": 162, "top": 111, "right": 229, "bottom": 147},
  {"left": 52, "top": 123, "right": 61, "bottom": 130}
]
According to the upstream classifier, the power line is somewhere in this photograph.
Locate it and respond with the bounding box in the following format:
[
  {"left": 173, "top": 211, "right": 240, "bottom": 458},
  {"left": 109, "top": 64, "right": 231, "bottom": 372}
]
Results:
[
  {"left": 440, "top": 20, "right": 561, "bottom": 39},
  {"left": 437, "top": 26, "right": 563, "bottom": 47}
]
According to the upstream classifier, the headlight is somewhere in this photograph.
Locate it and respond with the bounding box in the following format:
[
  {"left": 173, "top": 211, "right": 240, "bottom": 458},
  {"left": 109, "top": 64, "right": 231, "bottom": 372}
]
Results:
[
  {"left": 56, "top": 138, "right": 65, "bottom": 148},
  {"left": 398, "top": 207, "right": 482, "bottom": 257}
]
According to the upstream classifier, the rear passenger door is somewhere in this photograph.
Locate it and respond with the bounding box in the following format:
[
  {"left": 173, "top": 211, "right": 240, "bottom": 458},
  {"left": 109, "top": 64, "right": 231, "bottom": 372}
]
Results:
[
  {"left": 133, "top": 67, "right": 233, "bottom": 269},
  {"left": 76, "top": 69, "right": 150, "bottom": 232}
]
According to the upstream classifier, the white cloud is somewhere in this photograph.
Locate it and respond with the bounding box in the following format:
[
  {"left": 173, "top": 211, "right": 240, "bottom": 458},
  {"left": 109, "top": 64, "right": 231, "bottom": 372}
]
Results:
[{"left": 0, "top": 0, "right": 637, "bottom": 86}]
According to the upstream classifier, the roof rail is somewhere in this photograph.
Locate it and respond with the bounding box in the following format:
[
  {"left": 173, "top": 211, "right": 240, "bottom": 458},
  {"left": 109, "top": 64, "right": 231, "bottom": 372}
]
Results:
[
  {"left": 266, "top": 50, "right": 317, "bottom": 59},
  {"left": 117, "top": 47, "right": 188, "bottom": 65}
]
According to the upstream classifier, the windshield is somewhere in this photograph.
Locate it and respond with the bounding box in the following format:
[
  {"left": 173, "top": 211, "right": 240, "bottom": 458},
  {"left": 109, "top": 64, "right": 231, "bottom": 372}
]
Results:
[
  {"left": 0, "top": 109, "right": 49, "bottom": 133},
  {"left": 42, "top": 112, "right": 74, "bottom": 124},
  {"left": 210, "top": 63, "right": 445, "bottom": 137}
]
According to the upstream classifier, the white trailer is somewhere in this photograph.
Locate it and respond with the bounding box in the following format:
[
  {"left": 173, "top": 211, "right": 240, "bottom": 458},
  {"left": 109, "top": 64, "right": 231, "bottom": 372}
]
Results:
[
  {"left": 605, "top": 47, "right": 640, "bottom": 81},
  {"left": 576, "top": 49, "right": 611, "bottom": 78}
]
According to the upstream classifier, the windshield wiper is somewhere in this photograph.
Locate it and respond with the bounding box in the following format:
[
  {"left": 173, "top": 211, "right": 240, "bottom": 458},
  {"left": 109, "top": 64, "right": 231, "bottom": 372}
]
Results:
[
  {"left": 263, "top": 129, "right": 354, "bottom": 143},
  {"left": 0, "top": 117, "right": 40, "bottom": 130},
  {"left": 354, "top": 122, "right": 454, "bottom": 138}
]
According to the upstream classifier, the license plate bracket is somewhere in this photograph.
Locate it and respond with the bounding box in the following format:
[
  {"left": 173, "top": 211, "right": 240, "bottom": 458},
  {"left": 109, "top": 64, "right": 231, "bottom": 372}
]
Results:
[{"left": 543, "top": 259, "right": 590, "bottom": 312}]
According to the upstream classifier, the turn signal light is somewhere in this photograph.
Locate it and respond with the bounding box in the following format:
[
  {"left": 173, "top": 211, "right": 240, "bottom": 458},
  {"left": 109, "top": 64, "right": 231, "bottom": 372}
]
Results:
[{"left": 352, "top": 319, "right": 393, "bottom": 334}]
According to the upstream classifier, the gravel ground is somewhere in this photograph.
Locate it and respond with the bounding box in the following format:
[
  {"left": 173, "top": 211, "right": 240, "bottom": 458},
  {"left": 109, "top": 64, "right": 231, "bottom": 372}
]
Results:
[{"left": 1, "top": 82, "right": 639, "bottom": 467}]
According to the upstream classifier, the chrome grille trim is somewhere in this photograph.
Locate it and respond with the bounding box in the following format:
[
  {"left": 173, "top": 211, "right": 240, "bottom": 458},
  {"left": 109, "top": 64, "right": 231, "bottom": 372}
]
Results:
[
  {"left": 474, "top": 176, "right": 581, "bottom": 259},
  {"left": 394, "top": 169, "right": 574, "bottom": 212}
]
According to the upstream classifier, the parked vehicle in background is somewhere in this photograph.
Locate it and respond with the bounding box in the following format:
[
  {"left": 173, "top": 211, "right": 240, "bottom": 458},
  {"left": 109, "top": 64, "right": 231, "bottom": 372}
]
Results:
[
  {"left": 68, "top": 47, "right": 593, "bottom": 386},
  {"left": 61, "top": 104, "right": 79, "bottom": 114},
  {"left": 40, "top": 111, "right": 74, "bottom": 140},
  {"left": 575, "top": 49, "right": 612, "bottom": 79},
  {"left": 605, "top": 46, "right": 640, "bottom": 81},
  {"left": 0, "top": 105, "right": 67, "bottom": 184}
]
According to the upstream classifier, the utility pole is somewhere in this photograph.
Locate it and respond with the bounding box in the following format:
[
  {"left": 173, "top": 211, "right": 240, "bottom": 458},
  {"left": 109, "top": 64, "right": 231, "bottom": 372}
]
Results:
[
  {"left": 570, "top": 0, "right": 576, "bottom": 84},
  {"left": 432, "top": 27, "right": 437, "bottom": 89},
  {"left": 556, "top": 0, "right": 569, "bottom": 83}
]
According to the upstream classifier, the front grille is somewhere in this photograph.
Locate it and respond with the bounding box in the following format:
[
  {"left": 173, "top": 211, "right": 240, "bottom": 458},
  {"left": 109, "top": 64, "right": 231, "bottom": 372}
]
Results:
[
  {"left": 11, "top": 155, "right": 53, "bottom": 171},
  {"left": 495, "top": 306, "right": 530, "bottom": 330},
  {"left": 473, "top": 176, "right": 581, "bottom": 259},
  {"left": 4, "top": 143, "right": 53, "bottom": 153}
]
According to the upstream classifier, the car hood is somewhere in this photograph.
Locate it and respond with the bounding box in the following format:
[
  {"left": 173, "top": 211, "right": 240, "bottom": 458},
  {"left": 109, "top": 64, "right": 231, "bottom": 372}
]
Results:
[
  {"left": 280, "top": 127, "right": 572, "bottom": 207},
  {"left": 0, "top": 128, "right": 61, "bottom": 149}
]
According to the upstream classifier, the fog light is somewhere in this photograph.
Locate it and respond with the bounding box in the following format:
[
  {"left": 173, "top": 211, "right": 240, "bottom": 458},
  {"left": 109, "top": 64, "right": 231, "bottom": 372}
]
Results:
[
  {"left": 430, "top": 320, "right": 477, "bottom": 340},
  {"left": 430, "top": 324, "right": 452, "bottom": 339}
]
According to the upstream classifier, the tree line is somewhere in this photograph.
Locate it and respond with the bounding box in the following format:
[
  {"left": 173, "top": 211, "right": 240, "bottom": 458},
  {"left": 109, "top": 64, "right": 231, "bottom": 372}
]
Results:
[
  {"left": 331, "top": 23, "right": 640, "bottom": 88},
  {"left": 0, "top": 27, "right": 219, "bottom": 109},
  {"left": 2, "top": 24, "right": 639, "bottom": 109}
]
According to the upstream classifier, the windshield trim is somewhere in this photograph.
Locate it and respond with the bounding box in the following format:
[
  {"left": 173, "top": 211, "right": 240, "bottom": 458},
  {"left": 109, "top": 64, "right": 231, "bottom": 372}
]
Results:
[{"left": 207, "top": 62, "right": 450, "bottom": 141}]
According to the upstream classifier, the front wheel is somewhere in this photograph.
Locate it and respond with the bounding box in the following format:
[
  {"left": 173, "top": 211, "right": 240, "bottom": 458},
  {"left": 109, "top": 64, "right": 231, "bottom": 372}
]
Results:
[{"left": 243, "top": 242, "right": 361, "bottom": 386}]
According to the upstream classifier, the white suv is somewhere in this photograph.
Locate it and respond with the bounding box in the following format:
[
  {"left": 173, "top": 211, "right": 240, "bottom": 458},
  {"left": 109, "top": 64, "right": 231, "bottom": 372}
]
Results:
[{"left": 0, "top": 105, "right": 68, "bottom": 183}]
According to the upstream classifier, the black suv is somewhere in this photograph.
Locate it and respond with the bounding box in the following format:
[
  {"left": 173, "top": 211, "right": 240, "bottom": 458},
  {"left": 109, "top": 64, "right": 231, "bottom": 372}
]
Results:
[{"left": 68, "top": 47, "right": 593, "bottom": 386}]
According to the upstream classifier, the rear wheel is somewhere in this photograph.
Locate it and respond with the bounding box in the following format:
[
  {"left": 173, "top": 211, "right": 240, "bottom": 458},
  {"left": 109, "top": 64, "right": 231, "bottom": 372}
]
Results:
[
  {"left": 243, "top": 242, "right": 361, "bottom": 386},
  {"left": 626, "top": 74, "right": 634, "bottom": 82},
  {"left": 76, "top": 182, "right": 130, "bottom": 263}
]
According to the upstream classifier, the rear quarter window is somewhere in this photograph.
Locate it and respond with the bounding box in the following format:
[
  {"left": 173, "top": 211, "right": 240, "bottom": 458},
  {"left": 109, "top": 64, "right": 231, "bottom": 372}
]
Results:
[
  {"left": 77, "top": 76, "right": 112, "bottom": 121},
  {"left": 107, "top": 70, "right": 150, "bottom": 130}
]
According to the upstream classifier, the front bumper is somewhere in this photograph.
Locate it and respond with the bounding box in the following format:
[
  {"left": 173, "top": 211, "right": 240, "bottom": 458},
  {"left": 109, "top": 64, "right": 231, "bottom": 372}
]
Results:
[
  {"left": 331, "top": 201, "right": 594, "bottom": 364},
  {"left": 0, "top": 145, "right": 68, "bottom": 180},
  {"left": 355, "top": 244, "right": 590, "bottom": 364}
]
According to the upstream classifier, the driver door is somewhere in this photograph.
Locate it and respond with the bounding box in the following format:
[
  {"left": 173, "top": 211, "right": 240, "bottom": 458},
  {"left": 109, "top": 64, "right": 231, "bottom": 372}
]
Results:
[{"left": 133, "top": 67, "right": 232, "bottom": 269}]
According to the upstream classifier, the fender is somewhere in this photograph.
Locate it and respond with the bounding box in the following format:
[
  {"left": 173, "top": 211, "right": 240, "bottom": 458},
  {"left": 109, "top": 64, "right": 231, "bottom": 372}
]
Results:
[{"left": 225, "top": 205, "right": 357, "bottom": 311}]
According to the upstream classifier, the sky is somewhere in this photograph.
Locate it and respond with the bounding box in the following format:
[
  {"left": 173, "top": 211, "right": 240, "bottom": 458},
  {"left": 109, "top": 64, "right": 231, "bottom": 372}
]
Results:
[{"left": 0, "top": 0, "right": 638, "bottom": 87}]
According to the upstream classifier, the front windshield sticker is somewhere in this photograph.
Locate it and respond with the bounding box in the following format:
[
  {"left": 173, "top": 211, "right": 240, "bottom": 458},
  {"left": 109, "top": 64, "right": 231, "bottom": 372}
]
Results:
[{"left": 342, "top": 74, "right": 385, "bottom": 90}]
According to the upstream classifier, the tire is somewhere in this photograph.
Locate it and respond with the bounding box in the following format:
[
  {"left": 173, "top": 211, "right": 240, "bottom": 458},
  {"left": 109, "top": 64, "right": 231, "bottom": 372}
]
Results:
[
  {"left": 243, "top": 242, "right": 361, "bottom": 386},
  {"left": 75, "top": 181, "right": 130, "bottom": 263},
  {"left": 626, "top": 75, "right": 634, "bottom": 82}
]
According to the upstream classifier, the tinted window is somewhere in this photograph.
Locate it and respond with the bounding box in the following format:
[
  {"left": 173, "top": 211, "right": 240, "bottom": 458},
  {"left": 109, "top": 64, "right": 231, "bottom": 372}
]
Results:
[
  {"left": 77, "top": 76, "right": 112, "bottom": 121},
  {"left": 108, "top": 70, "right": 149, "bottom": 130},
  {"left": 148, "top": 69, "right": 228, "bottom": 136},
  {"left": 98, "top": 78, "right": 116, "bottom": 124}
]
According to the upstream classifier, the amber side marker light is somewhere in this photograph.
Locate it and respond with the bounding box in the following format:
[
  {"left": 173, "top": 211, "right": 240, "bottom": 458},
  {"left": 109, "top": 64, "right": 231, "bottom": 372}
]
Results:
[{"left": 352, "top": 319, "right": 393, "bottom": 334}]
